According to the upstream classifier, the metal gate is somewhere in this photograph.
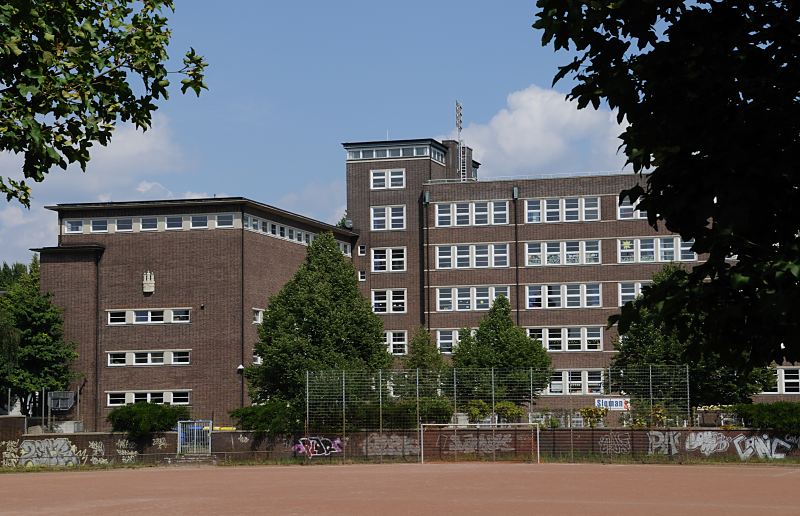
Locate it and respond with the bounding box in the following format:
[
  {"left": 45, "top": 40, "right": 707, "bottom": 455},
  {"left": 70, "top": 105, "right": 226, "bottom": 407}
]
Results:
[{"left": 177, "top": 420, "right": 212, "bottom": 455}]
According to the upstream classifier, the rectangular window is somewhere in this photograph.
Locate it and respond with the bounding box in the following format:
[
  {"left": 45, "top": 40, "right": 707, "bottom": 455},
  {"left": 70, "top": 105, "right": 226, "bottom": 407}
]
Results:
[
  {"left": 619, "top": 282, "right": 639, "bottom": 306},
  {"left": 171, "top": 392, "right": 190, "bottom": 405},
  {"left": 526, "top": 243, "right": 542, "bottom": 266},
  {"left": 107, "top": 393, "right": 126, "bottom": 406},
  {"left": 371, "top": 170, "right": 387, "bottom": 189},
  {"left": 640, "top": 238, "right": 656, "bottom": 262},
  {"left": 166, "top": 216, "right": 183, "bottom": 230},
  {"left": 473, "top": 202, "right": 489, "bottom": 225},
  {"left": 372, "top": 289, "right": 406, "bottom": 313},
  {"left": 134, "top": 392, "right": 149, "bottom": 403},
  {"left": 171, "top": 309, "right": 190, "bottom": 323},
  {"left": 546, "top": 242, "right": 561, "bottom": 265},
  {"left": 386, "top": 331, "right": 407, "bottom": 355},
  {"left": 358, "top": 271, "right": 366, "bottom": 282},
  {"left": 546, "top": 285, "right": 562, "bottom": 308},
  {"left": 149, "top": 392, "right": 165, "bottom": 404},
  {"left": 565, "top": 284, "right": 581, "bottom": 308},
  {"left": 456, "top": 245, "right": 471, "bottom": 268},
  {"left": 527, "top": 285, "right": 543, "bottom": 309},
  {"left": 437, "top": 330, "right": 457, "bottom": 354},
  {"left": 372, "top": 249, "right": 387, "bottom": 272},
  {"left": 526, "top": 200, "right": 541, "bottom": 223},
  {"left": 108, "top": 311, "right": 127, "bottom": 325},
  {"left": 216, "top": 214, "right": 234, "bottom": 228},
  {"left": 474, "top": 245, "right": 490, "bottom": 268},
  {"left": 141, "top": 217, "right": 158, "bottom": 231},
  {"left": 549, "top": 373, "right": 564, "bottom": 394},
  {"left": 437, "top": 246, "right": 453, "bottom": 269},
  {"left": 618, "top": 239, "right": 636, "bottom": 263},
  {"left": 108, "top": 353, "right": 126, "bottom": 366},
  {"left": 583, "top": 197, "right": 600, "bottom": 220},
  {"left": 65, "top": 220, "right": 83, "bottom": 233},
  {"left": 568, "top": 371, "right": 583, "bottom": 394},
  {"left": 116, "top": 218, "right": 133, "bottom": 232},
  {"left": 134, "top": 310, "right": 164, "bottom": 324},
  {"left": 548, "top": 328, "right": 563, "bottom": 351},
  {"left": 492, "top": 201, "right": 508, "bottom": 224},
  {"left": 474, "top": 287, "right": 490, "bottom": 310},
  {"left": 680, "top": 239, "right": 695, "bottom": 261},
  {"left": 567, "top": 328, "right": 582, "bottom": 351},
  {"left": 455, "top": 203, "right": 470, "bottom": 226},
  {"left": 585, "top": 240, "right": 600, "bottom": 263},
  {"left": 564, "top": 198, "right": 580, "bottom": 221},
  {"left": 252, "top": 309, "right": 264, "bottom": 324},
  {"left": 585, "top": 284, "right": 601, "bottom": 307},
  {"left": 372, "top": 206, "right": 406, "bottom": 231},
  {"left": 618, "top": 197, "right": 646, "bottom": 219},
  {"left": 782, "top": 369, "right": 800, "bottom": 393},
  {"left": 545, "top": 199, "right": 561, "bottom": 222},
  {"left": 171, "top": 351, "right": 190, "bottom": 364},
  {"left": 358, "top": 245, "right": 366, "bottom": 256},
  {"left": 587, "top": 371, "right": 603, "bottom": 394},
  {"left": 437, "top": 288, "right": 453, "bottom": 311},
  {"left": 659, "top": 237, "right": 675, "bottom": 261},
  {"left": 586, "top": 327, "right": 602, "bottom": 351},
  {"left": 565, "top": 241, "right": 581, "bottom": 264},
  {"left": 91, "top": 219, "right": 108, "bottom": 233},
  {"left": 492, "top": 244, "right": 508, "bottom": 267},
  {"left": 436, "top": 204, "right": 452, "bottom": 227},
  {"left": 457, "top": 287, "right": 471, "bottom": 311}
]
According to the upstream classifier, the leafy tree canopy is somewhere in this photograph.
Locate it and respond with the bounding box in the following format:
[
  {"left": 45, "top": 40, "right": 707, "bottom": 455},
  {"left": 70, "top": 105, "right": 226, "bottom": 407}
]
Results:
[
  {"left": 246, "top": 232, "right": 391, "bottom": 405},
  {"left": 107, "top": 402, "right": 188, "bottom": 441},
  {"left": 0, "top": 257, "right": 78, "bottom": 415},
  {"left": 611, "top": 265, "right": 772, "bottom": 406},
  {"left": 0, "top": 0, "right": 207, "bottom": 206},
  {"left": 0, "top": 261, "right": 28, "bottom": 290},
  {"left": 453, "top": 295, "right": 551, "bottom": 372},
  {"left": 404, "top": 327, "right": 446, "bottom": 372},
  {"left": 535, "top": 1, "right": 800, "bottom": 369}
]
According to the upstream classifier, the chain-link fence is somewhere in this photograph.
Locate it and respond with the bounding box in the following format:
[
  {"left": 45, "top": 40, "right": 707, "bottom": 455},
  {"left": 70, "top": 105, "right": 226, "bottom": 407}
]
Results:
[{"left": 306, "top": 366, "right": 690, "bottom": 434}]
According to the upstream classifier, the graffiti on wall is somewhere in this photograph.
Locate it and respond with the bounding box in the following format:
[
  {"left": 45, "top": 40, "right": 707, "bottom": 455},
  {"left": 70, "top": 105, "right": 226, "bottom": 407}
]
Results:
[
  {"left": 436, "top": 433, "right": 514, "bottom": 454},
  {"left": 732, "top": 434, "right": 793, "bottom": 460},
  {"left": 88, "top": 441, "right": 109, "bottom": 465},
  {"left": 599, "top": 432, "right": 631, "bottom": 455},
  {"left": 685, "top": 431, "right": 730, "bottom": 457},
  {"left": 1, "top": 440, "right": 21, "bottom": 467},
  {"left": 648, "top": 431, "right": 681, "bottom": 455},
  {"left": 19, "top": 438, "right": 86, "bottom": 467},
  {"left": 362, "top": 434, "right": 420, "bottom": 456},
  {"left": 115, "top": 439, "right": 138, "bottom": 464},
  {"left": 293, "top": 437, "right": 343, "bottom": 457}
]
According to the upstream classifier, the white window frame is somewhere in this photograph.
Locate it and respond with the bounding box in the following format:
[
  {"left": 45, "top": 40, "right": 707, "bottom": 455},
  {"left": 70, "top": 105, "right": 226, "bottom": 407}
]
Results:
[
  {"left": 436, "top": 286, "right": 510, "bottom": 312},
  {"left": 91, "top": 219, "right": 108, "bottom": 233},
  {"left": 371, "top": 289, "right": 406, "bottom": 314},
  {"left": 107, "top": 311, "right": 127, "bottom": 325},
  {"left": 528, "top": 327, "right": 603, "bottom": 352},
  {"left": 140, "top": 217, "right": 158, "bottom": 231},
  {"left": 133, "top": 351, "right": 165, "bottom": 366},
  {"left": 116, "top": 218, "right": 133, "bottom": 232},
  {"left": 216, "top": 214, "right": 234, "bottom": 228},
  {"left": 107, "top": 393, "right": 126, "bottom": 406},
  {"left": 436, "top": 330, "right": 459, "bottom": 354},
  {"left": 166, "top": 216, "right": 183, "bottom": 230},
  {"left": 107, "top": 352, "right": 127, "bottom": 366},
  {"left": 371, "top": 247, "right": 406, "bottom": 272},
  {"left": 65, "top": 220, "right": 83, "bottom": 233},
  {"left": 526, "top": 284, "right": 602, "bottom": 309},
  {"left": 546, "top": 370, "right": 604, "bottom": 395},
  {"left": 371, "top": 169, "right": 406, "bottom": 190},
  {"left": 618, "top": 281, "right": 649, "bottom": 306},
  {"left": 371, "top": 205, "right": 406, "bottom": 231},
  {"left": 252, "top": 308, "right": 264, "bottom": 324},
  {"left": 190, "top": 215, "right": 208, "bottom": 229},
  {"left": 526, "top": 240, "right": 602, "bottom": 266},
  {"left": 171, "top": 309, "right": 191, "bottom": 323},
  {"left": 385, "top": 330, "right": 408, "bottom": 355},
  {"left": 618, "top": 197, "right": 648, "bottom": 219}
]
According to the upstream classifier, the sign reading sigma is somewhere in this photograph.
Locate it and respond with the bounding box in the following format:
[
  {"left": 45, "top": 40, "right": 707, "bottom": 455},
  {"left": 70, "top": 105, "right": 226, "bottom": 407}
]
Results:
[{"left": 594, "top": 398, "right": 630, "bottom": 411}]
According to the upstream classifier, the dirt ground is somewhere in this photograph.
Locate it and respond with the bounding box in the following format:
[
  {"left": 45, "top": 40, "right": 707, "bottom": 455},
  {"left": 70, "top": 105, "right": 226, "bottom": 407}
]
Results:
[{"left": 2, "top": 462, "right": 798, "bottom": 515}]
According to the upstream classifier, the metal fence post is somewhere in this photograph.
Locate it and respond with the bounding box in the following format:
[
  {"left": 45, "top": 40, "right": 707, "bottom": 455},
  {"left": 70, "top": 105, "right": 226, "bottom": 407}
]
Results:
[
  {"left": 379, "top": 369, "right": 383, "bottom": 437},
  {"left": 416, "top": 369, "right": 421, "bottom": 463},
  {"left": 685, "top": 364, "right": 691, "bottom": 426},
  {"left": 305, "top": 370, "right": 310, "bottom": 438},
  {"left": 648, "top": 365, "right": 654, "bottom": 422},
  {"left": 342, "top": 370, "right": 346, "bottom": 463},
  {"left": 491, "top": 367, "right": 496, "bottom": 461},
  {"left": 529, "top": 368, "right": 534, "bottom": 422}
]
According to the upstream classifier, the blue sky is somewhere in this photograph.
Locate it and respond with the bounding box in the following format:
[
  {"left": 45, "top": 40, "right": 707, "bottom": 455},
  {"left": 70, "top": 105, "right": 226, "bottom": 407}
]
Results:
[{"left": 0, "top": 1, "right": 628, "bottom": 264}]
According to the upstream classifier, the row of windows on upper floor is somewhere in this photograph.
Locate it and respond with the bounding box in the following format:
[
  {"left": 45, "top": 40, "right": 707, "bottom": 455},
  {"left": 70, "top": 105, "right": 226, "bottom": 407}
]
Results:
[
  {"left": 106, "top": 391, "right": 190, "bottom": 407},
  {"left": 64, "top": 213, "right": 351, "bottom": 255},
  {"left": 243, "top": 214, "right": 351, "bottom": 255},
  {"left": 369, "top": 198, "right": 647, "bottom": 231},
  {"left": 360, "top": 238, "right": 695, "bottom": 274},
  {"left": 384, "top": 326, "right": 604, "bottom": 356},
  {"left": 370, "top": 282, "right": 656, "bottom": 314},
  {"left": 347, "top": 146, "right": 446, "bottom": 164},
  {"left": 107, "top": 350, "right": 190, "bottom": 366}
]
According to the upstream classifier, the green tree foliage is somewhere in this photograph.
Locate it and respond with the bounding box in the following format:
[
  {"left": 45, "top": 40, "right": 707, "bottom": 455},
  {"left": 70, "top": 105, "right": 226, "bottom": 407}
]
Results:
[
  {"left": 534, "top": 1, "right": 800, "bottom": 369},
  {"left": 0, "top": 261, "right": 28, "bottom": 290},
  {"left": 0, "top": 258, "right": 77, "bottom": 415},
  {"left": 404, "top": 327, "right": 446, "bottom": 372},
  {"left": 107, "top": 402, "right": 189, "bottom": 441},
  {"left": 734, "top": 402, "right": 800, "bottom": 434},
  {"left": 229, "top": 399, "right": 300, "bottom": 436},
  {"left": 0, "top": 0, "right": 207, "bottom": 206},
  {"left": 244, "top": 233, "right": 391, "bottom": 426},
  {"left": 611, "top": 266, "right": 772, "bottom": 406},
  {"left": 453, "top": 296, "right": 550, "bottom": 372},
  {"left": 0, "top": 304, "right": 20, "bottom": 401}
]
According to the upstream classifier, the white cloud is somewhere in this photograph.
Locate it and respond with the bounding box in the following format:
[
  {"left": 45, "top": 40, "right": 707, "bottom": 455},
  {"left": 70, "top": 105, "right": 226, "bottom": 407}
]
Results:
[
  {"left": 275, "top": 179, "right": 346, "bottom": 225},
  {"left": 453, "top": 84, "right": 628, "bottom": 178},
  {"left": 0, "top": 114, "right": 187, "bottom": 264}
]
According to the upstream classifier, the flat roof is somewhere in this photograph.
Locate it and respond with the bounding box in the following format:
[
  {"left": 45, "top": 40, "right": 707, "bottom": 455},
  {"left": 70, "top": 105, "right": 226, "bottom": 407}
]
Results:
[
  {"left": 341, "top": 138, "right": 448, "bottom": 151},
  {"left": 45, "top": 197, "right": 357, "bottom": 237}
]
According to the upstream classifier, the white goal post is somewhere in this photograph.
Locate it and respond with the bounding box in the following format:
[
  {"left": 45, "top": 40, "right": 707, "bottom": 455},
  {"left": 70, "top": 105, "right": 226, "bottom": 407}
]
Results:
[{"left": 419, "top": 423, "right": 540, "bottom": 464}]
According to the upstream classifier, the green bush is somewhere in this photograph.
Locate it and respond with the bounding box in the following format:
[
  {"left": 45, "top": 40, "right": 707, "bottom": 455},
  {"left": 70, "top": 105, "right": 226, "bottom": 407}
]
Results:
[
  {"left": 579, "top": 407, "right": 608, "bottom": 428},
  {"left": 495, "top": 401, "right": 525, "bottom": 423},
  {"left": 107, "top": 403, "right": 189, "bottom": 441},
  {"left": 230, "top": 398, "right": 302, "bottom": 436},
  {"left": 466, "top": 399, "right": 490, "bottom": 423},
  {"left": 419, "top": 398, "right": 454, "bottom": 424},
  {"left": 734, "top": 402, "right": 800, "bottom": 433}
]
